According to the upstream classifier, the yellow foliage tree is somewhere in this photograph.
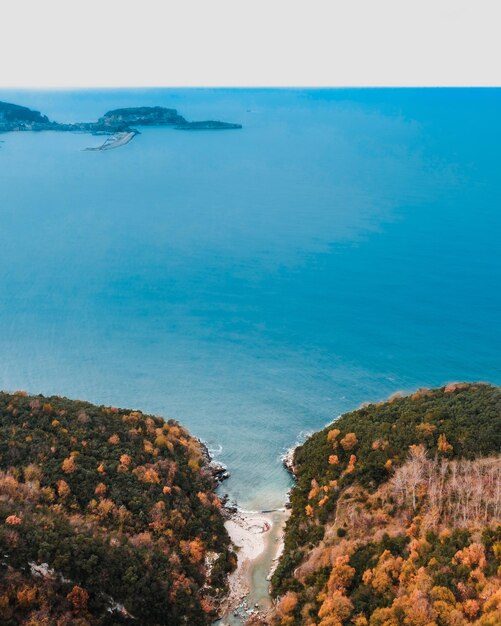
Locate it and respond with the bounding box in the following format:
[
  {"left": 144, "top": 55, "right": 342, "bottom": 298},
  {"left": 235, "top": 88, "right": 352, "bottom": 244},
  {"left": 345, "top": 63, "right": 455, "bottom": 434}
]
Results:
[
  {"left": 56, "top": 479, "right": 71, "bottom": 498},
  {"left": 327, "top": 556, "right": 355, "bottom": 594},
  {"left": 416, "top": 422, "right": 436, "bottom": 439},
  {"left": 277, "top": 591, "right": 298, "bottom": 617},
  {"left": 61, "top": 455, "right": 77, "bottom": 474},
  {"left": 437, "top": 433, "right": 453, "bottom": 454},
  {"left": 318, "top": 590, "right": 353, "bottom": 626}
]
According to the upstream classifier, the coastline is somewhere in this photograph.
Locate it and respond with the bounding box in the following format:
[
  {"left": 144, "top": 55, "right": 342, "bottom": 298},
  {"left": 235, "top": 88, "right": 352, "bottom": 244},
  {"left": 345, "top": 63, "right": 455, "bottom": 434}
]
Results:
[
  {"left": 0, "top": 101, "right": 241, "bottom": 151},
  {"left": 217, "top": 508, "right": 290, "bottom": 625},
  {"left": 214, "top": 444, "right": 299, "bottom": 624},
  {"left": 201, "top": 436, "right": 297, "bottom": 624},
  {"left": 199, "top": 439, "right": 231, "bottom": 485},
  {"left": 281, "top": 446, "right": 297, "bottom": 475},
  {"left": 218, "top": 510, "right": 272, "bottom": 618}
]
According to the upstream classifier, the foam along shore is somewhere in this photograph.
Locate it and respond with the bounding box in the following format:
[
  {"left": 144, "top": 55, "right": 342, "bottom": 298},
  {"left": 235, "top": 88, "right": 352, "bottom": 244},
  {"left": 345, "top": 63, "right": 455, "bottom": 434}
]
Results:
[{"left": 84, "top": 131, "right": 137, "bottom": 151}]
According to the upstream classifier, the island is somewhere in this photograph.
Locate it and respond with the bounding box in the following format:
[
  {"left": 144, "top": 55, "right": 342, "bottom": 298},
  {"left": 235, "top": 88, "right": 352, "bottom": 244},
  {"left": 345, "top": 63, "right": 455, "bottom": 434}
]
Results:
[
  {"left": 0, "top": 100, "right": 242, "bottom": 150},
  {"left": 176, "top": 120, "right": 243, "bottom": 130}
]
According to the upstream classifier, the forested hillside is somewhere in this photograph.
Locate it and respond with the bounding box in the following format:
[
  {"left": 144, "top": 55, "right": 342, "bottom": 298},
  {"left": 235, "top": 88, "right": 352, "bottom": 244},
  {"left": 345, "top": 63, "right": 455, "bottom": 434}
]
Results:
[
  {"left": 0, "top": 392, "right": 235, "bottom": 626},
  {"left": 270, "top": 383, "right": 501, "bottom": 626}
]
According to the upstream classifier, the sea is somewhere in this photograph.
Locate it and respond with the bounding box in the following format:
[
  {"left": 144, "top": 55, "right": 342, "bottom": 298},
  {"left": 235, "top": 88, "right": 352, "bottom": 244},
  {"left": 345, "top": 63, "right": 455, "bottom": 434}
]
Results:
[{"left": 0, "top": 88, "right": 499, "bottom": 510}]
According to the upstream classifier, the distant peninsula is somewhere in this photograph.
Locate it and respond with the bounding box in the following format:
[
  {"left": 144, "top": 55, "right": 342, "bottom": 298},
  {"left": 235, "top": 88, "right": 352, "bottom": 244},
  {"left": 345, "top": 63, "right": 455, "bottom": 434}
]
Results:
[{"left": 0, "top": 100, "right": 242, "bottom": 150}]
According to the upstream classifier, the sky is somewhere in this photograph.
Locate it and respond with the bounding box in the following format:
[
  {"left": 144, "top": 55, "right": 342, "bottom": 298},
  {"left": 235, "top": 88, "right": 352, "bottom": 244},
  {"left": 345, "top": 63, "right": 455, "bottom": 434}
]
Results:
[{"left": 1, "top": 0, "right": 500, "bottom": 87}]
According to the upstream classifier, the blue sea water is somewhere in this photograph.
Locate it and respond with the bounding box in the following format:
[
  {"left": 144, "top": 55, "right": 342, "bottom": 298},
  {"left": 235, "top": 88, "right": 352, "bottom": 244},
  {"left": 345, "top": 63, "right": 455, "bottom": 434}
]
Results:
[{"left": 0, "top": 89, "right": 499, "bottom": 509}]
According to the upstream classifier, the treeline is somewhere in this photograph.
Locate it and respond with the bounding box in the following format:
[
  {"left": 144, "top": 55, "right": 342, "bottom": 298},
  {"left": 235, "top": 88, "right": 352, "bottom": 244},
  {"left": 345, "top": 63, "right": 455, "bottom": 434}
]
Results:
[
  {"left": 270, "top": 383, "right": 501, "bottom": 626},
  {"left": 0, "top": 392, "right": 235, "bottom": 626}
]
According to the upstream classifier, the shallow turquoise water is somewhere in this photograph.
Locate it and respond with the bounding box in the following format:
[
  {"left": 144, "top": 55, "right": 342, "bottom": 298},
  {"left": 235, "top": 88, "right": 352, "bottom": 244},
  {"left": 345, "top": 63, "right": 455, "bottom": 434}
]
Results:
[{"left": 0, "top": 89, "right": 499, "bottom": 508}]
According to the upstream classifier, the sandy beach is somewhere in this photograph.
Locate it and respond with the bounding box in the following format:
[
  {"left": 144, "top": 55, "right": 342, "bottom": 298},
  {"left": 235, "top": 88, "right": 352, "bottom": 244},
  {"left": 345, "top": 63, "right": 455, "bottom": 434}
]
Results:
[
  {"left": 218, "top": 510, "right": 271, "bottom": 617},
  {"left": 217, "top": 508, "right": 289, "bottom": 625}
]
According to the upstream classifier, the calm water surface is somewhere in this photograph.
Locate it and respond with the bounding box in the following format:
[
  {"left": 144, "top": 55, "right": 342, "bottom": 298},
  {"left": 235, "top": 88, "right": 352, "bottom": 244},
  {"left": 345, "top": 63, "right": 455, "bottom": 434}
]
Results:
[{"left": 0, "top": 89, "right": 499, "bottom": 508}]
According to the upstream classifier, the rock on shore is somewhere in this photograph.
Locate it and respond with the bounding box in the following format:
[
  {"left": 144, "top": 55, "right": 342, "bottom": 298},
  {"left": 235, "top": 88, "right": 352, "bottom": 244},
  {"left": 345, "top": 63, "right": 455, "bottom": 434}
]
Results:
[
  {"left": 198, "top": 439, "right": 231, "bottom": 484},
  {"left": 281, "top": 447, "right": 297, "bottom": 475}
]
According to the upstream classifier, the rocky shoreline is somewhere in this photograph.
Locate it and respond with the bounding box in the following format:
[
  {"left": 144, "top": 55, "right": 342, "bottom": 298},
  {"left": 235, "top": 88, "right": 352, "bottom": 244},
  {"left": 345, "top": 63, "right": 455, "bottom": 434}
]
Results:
[
  {"left": 198, "top": 439, "right": 231, "bottom": 486},
  {"left": 281, "top": 446, "right": 297, "bottom": 475},
  {"left": 196, "top": 435, "right": 309, "bottom": 625},
  {"left": 0, "top": 100, "right": 242, "bottom": 149},
  {"left": 217, "top": 510, "right": 272, "bottom": 619},
  {"left": 216, "top": 507, "right": 291, "bottom": 626},
  {"left": 198, "top": 439, "right": 294, "bottom": 625}
]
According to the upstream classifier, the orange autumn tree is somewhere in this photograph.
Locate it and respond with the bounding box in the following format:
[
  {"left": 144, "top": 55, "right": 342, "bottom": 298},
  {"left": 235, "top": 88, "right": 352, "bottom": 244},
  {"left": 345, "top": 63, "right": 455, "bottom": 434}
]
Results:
[
  {"left": 0, "top": 391, "right": 234, "bottom": 626},
  {"left": 61, "top": 454, "right": 77, "bottom": 474},
  {"left": 317, "top": 556, "right": 355, "bottom": 626},
  {"left": 94, "top": 482, "right": 107, "bottom": 497},
  {"left": 271, "top": 384, "right": 501, "bottom": 626},
  {"left": 56, "top": 479, "right": 71, "bottom": 499},
  {"left": 340, "top": 432, "right": 357, "bottom": 451},
  {"left": 67, "top": 585, "right": 89, "bottom": 613}
]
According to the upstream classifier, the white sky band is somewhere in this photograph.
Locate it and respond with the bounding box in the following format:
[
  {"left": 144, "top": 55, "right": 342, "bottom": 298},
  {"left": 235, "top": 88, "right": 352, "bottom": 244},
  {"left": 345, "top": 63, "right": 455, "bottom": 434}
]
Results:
[{"left": 1, "top": 0, "right": 500, "bottom": 87}]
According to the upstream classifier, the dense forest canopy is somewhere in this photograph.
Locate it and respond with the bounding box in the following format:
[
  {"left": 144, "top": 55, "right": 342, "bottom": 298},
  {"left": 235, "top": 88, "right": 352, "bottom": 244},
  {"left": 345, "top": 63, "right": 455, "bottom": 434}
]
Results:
[
  {"left": 269, "top": 383, "right": 501, "bottom": 626},
  {"left": 0, "top": 101, "right": 49, "bottom": 124},
  {"left": 0, "top": 391, "right": 235, "bottom": 626}
]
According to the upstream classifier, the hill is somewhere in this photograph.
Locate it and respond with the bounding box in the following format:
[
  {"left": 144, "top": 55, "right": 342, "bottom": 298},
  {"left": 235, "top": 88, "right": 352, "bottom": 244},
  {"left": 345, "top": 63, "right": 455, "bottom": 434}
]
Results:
[
  {"left": 269, "top": 383, "right": 501, "bottom": 626},
  {"left": 0, "top": 101, "right": 50, "bottom": 126},
  {"left": 0, "top": 391, "right": 235, "bottom": 626},
  {"left": 98, "top": 106, "right": 187, "bottom": 128}
]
